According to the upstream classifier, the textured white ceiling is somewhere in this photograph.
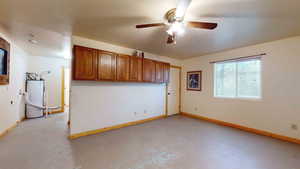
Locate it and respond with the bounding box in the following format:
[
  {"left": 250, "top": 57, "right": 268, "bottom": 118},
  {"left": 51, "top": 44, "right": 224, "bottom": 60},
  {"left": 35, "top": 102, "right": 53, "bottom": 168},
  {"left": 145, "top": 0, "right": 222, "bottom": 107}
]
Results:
[{"left": 0, "top": 0, "right": 299, "bottom": 59}]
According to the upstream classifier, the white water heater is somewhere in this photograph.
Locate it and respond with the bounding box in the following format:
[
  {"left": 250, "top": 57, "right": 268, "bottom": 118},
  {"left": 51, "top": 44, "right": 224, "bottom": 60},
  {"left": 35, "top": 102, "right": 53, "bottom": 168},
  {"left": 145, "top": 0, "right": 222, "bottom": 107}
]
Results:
[{"left": 25, "top": 80, "right": 45, "bottom": 118}]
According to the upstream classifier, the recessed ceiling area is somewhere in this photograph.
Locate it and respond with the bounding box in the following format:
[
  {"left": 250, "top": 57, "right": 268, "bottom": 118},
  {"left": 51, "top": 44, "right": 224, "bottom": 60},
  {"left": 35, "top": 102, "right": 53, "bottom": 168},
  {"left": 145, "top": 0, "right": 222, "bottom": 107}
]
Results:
[{"left": 0, "top": 0, "right": 300, "bottom": 59}]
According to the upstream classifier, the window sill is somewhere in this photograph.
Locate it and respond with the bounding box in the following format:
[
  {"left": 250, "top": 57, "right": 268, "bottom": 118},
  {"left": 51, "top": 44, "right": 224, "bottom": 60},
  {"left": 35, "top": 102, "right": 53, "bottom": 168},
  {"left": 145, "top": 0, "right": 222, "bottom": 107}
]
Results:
[{"left": 213, "top": 96, "right": 262, "bottom": 101}]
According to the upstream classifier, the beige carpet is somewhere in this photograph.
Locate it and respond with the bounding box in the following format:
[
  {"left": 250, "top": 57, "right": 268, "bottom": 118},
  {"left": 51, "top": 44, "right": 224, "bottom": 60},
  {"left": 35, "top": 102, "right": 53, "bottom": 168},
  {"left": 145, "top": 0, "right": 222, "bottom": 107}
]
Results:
[{"left": 0, "top": 114, "right": 300, "bottom": 169}]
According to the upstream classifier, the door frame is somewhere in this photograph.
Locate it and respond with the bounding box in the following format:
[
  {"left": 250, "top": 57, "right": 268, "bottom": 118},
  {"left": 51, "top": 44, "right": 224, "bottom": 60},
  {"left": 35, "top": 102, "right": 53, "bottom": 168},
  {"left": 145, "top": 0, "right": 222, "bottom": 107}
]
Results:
[
  {"left": 50, "top": 67, "right": 65, "bottom": 114},
  {"left": 49, "top": 66, "right": 65, "bottom": 114},
  {"left": 165, "top": 65, "right": 182, "bottom": 116}
]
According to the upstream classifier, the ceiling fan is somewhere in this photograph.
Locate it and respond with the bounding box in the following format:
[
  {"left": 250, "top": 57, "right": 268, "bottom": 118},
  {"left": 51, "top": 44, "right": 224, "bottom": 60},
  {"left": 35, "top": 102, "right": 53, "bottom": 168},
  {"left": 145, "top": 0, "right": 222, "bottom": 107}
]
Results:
[{"left": 136, "top": 0, "right": 217, "bottom": 44}]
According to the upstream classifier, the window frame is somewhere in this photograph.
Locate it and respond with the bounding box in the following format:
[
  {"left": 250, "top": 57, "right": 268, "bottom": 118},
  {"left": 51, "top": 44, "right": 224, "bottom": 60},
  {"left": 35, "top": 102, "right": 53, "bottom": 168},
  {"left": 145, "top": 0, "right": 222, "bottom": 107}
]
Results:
[{"left": 213, "top": 58, "right": 262, "bottom": 100}]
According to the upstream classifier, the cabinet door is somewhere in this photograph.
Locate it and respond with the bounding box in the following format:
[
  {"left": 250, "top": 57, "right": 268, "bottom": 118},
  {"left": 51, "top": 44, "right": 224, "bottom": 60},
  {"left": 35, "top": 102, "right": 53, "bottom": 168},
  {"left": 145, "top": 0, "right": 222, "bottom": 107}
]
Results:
[
  {"left": 98, "top": 50, "right": 116, "bottom": 80},
  {"left": 163, "top": 63, "right": 170, "bottom": 83},
  {"left": 116, "top": 54, "right": 130, "bottom": 81},
  {"left": 143, "top": 58, "right": 156, "bottom": 82},
  {"left": 129, "top": 56, "right": 143, "bottom": 82},
  {"left": 73, "top": 46, "right": 97, "bottom": 80},
  {"left": 155, "top": 61, "right": 164, "bottom": 83}
]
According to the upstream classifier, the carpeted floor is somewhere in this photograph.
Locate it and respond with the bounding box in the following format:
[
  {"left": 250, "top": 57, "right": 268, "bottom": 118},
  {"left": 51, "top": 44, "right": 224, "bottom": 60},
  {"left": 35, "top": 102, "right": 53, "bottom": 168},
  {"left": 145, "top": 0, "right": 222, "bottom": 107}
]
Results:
[{"left": 0, "top": 114, "right": 300, "bottom": 169}]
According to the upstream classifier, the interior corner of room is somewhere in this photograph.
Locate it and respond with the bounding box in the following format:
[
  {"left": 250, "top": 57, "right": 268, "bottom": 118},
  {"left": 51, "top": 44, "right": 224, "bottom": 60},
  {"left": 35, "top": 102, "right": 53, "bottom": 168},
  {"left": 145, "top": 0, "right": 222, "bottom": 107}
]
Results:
[{"left": 1, "top": 0, "right": 300, "bottom": 168}]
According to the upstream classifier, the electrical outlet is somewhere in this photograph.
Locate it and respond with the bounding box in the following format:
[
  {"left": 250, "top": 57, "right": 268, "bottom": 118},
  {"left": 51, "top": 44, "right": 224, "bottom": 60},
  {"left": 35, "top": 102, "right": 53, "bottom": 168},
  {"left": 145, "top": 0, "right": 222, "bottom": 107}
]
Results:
[
  {"left": 194, "top": 107, "right": 198, "bottom": 111},
  {"left": 291, "top": 124, "right": 298, "bottom": 130}
]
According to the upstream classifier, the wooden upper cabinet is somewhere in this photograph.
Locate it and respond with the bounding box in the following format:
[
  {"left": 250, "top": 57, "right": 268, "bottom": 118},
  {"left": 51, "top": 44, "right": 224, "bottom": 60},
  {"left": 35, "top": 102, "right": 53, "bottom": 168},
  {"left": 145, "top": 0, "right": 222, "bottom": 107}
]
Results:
[
  {"left": 98, "top": 50, "right": 116, "bottom": 80},
  {"left": 73, "top": 45, "right": 98, "bottom": 80},
  {"left": 143, "top": 58, "right": 156, "bottom": 82},
  {"left": 129, "top": 56, "right": 143, "bottom": 82},
  {"left": 163, "top": 63, "right": 170, "bottom": 83},
  {"left": 155, "top": 61, "right": 164, "bottom": 83},
  {"left": 116, "top": 54, "right": 130, "bottom": 81},
  {"left": 72, "top": 45, "right": 171, "bottom": 83}
]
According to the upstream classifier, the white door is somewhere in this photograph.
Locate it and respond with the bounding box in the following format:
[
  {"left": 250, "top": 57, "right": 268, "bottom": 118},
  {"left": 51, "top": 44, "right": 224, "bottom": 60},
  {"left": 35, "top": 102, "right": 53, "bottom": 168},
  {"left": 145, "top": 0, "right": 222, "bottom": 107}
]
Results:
[{"left": 167, "top": 67, "right": 180, "bottom": 115}]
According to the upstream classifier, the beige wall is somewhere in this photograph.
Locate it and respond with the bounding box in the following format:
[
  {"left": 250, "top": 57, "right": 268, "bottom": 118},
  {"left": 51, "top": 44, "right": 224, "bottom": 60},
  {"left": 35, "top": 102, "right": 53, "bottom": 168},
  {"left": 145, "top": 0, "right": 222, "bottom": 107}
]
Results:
[
  {"left": 182, "top": 36, "right": 300, "bottom": 139},
  {"left": 70, "top": 36, "right": 181, "bottom": 135},
  {"left": 0, "top": 25, "right": 29, "bottom": 133}
]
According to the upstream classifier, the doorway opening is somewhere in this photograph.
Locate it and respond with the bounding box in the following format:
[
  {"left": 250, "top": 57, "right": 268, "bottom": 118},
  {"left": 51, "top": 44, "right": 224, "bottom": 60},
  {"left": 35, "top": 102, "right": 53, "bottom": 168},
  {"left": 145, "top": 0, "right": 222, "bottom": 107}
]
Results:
[{"left": 61, "top": 67, "right": 71, "bottom": 123}]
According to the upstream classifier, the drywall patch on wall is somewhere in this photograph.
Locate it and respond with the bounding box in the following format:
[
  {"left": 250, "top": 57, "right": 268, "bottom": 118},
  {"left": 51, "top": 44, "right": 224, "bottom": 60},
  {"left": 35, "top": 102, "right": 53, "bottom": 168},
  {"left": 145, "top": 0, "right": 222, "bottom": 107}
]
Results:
[{"left": 181, "top": 36, "right": 300, "bottom": 139}]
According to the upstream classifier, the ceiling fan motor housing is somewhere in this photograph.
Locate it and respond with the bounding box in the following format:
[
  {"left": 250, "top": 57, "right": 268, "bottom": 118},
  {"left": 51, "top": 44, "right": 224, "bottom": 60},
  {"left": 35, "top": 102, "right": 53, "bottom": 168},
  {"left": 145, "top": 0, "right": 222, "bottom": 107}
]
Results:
[{"left": 165, "top": 8, "right": 183, "bottom": 24}]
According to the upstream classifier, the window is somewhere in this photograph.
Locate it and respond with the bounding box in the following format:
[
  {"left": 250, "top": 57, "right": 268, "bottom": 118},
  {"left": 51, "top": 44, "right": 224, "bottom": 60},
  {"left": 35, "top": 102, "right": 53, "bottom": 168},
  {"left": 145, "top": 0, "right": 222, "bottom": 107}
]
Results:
[
  {"left": 0, "top": 49, "right": 7, "bottom": 75},
  {"left": 214, "top": 58, "right": 261, "bottom": 99}
]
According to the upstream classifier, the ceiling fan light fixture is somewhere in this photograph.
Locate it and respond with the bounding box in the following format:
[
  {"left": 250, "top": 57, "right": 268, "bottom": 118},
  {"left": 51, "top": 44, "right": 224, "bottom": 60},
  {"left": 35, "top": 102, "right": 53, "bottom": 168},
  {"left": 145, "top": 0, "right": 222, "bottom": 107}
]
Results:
[
  {"left": 166, "top": 21, "right": 185, "bottom": 35},
  {"left": 135, "top": 0, "right": 218, "bottom": 44}
]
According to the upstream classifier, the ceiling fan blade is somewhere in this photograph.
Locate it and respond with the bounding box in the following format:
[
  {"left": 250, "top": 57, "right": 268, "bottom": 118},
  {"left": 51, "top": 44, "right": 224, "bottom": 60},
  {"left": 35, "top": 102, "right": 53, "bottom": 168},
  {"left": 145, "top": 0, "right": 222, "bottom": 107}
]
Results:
[
  {"left": 175, "top": 0, "right": 192, "bottom": 19},
  {"left": 136, "top": 23, "right": 165, "bottom": 28},
  {"left": 167, "top": 35, "right": 175, "bottom": 44},
  {"left": 187, "top": 21, "right": 218, "bottom": 30}
]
